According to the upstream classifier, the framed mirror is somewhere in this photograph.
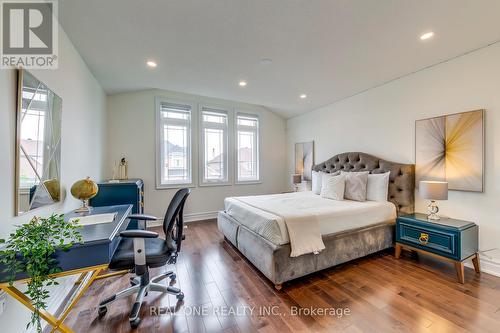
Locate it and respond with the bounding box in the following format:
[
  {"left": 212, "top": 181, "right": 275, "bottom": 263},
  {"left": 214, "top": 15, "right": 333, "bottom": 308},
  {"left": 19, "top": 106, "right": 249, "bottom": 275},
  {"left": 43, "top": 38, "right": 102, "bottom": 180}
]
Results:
[{"left": 15, "top": 69, "right": 62, "bottom": 215}]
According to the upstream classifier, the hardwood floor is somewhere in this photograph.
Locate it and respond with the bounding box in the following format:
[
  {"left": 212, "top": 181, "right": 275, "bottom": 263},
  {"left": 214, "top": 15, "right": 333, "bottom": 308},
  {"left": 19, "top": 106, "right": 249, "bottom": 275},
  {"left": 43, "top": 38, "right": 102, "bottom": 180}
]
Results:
[{"left": 66, "top": 220, "right": 500, "bottom": 333}]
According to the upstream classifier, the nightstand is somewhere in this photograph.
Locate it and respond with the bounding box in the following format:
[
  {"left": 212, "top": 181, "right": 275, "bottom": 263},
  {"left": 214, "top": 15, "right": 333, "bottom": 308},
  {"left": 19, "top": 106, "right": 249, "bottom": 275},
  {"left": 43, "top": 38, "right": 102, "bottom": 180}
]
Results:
[{"left": 395, "top": 213, "right": 480, "bottom": 283}]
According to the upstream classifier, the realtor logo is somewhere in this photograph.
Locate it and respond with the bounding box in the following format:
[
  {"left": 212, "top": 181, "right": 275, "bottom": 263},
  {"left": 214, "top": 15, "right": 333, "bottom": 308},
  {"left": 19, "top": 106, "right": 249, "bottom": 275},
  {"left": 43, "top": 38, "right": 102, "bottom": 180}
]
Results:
[{"left": 1, "top": 0, "right": 58, "bottom": 69}]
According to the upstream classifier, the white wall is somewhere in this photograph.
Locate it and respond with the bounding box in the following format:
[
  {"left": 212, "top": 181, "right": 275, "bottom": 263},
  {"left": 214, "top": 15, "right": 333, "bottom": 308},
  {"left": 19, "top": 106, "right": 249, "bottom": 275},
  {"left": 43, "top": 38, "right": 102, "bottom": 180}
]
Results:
[
  {"left": 0, "top": 29, "right": 106, "bottom": 331},
  {"left": 287, "top": 43, "right": 500, "bottom": 257},
  {"left": 106, "top": 89, "right": 287, "bottom": 221}
]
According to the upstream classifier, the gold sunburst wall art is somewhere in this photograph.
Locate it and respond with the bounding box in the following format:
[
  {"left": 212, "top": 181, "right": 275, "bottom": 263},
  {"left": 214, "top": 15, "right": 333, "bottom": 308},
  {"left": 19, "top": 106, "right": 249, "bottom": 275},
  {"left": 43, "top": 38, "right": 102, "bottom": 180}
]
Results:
[{"left": 415, "top": 109, "right": 484, "bottom": 192}]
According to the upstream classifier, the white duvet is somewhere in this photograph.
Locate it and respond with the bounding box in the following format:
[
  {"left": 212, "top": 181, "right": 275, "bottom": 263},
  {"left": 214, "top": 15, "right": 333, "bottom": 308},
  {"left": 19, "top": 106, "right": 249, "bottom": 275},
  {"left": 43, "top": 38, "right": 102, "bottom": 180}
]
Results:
[{"left": 224, "top": 191, "right": 396, "bottom": 257}]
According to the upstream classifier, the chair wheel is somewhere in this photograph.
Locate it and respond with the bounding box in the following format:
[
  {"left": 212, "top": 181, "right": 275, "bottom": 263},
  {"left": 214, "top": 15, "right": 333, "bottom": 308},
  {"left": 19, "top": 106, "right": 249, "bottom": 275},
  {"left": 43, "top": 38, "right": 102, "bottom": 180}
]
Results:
[
  {"left": 176, "top": 292, "right": 184, "bottom": 301},
  {"left": 130, "top": 317, "right": 141, "bottom": 329},
  {"left": 98, "top": 306, "right": 107, "bottom": 318}
]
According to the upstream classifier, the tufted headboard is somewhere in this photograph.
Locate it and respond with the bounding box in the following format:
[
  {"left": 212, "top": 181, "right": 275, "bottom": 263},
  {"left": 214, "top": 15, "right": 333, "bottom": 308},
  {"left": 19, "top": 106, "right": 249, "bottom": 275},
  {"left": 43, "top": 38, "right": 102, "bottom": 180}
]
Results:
[{"left": 313, "top": 152, "right": 415, "bottom": 215}]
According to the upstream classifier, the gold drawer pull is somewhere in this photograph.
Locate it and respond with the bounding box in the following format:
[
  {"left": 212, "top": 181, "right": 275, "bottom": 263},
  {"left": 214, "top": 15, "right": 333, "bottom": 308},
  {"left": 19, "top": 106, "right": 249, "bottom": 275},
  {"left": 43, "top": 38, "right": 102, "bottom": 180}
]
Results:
[
  {"left": 419, "top": 233, "right": 429, "bottom": 245},
  {"left": 140, "top": 201, "right": 144, "bottom": 207},
  {"left": 140, "top": 191, "right": 144, "bottom": 196}
]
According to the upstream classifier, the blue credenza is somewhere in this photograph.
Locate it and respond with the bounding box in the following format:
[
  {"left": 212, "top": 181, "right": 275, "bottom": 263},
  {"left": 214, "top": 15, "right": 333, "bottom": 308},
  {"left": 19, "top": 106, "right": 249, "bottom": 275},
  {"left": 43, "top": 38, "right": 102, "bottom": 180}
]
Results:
[{"left": 90, "top": 179, "right": 144, "bottom": 229}]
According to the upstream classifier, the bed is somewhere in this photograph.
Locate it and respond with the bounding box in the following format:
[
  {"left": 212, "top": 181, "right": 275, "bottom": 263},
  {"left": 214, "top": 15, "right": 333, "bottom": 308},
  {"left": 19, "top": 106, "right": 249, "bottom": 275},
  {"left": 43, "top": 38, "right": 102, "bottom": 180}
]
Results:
[{"left": 217, "top": 152, "right": 415, "bottom": 289}]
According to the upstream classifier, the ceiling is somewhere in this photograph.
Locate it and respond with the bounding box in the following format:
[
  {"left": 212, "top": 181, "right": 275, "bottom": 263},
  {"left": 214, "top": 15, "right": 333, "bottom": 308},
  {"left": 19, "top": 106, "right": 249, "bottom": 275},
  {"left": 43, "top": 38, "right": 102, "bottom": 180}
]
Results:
[{"left": 59, "top": 0, "right": 500, "bottom": 118}]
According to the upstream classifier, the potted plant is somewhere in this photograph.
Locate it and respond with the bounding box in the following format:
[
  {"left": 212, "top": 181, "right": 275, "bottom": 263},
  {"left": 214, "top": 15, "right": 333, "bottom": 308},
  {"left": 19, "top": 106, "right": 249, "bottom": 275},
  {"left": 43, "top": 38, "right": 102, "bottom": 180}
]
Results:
[{"left": 0, "top": 214, "right": 83, "bottom": 333}]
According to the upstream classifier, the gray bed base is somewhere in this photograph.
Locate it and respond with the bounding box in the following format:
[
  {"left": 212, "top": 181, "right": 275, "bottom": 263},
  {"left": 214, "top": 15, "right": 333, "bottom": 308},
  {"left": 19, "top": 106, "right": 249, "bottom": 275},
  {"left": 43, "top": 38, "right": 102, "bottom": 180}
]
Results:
[
  {"left": 218, "top": 211, "right": 395, "bottom": 289},
  {"left": 217, "top": 152, "right": 414, "bottom": 289}
]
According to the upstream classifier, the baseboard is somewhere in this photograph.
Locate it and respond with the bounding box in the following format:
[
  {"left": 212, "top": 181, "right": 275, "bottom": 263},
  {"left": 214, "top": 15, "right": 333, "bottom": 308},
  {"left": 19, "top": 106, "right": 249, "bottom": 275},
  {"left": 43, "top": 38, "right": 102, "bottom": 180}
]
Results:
[
  {"left": 147, "top": 211, "right": 219, "bottom": 227},
  {"left": 184, "top": 211, "right": 218, "bottom": 223},
  {"left": 464, "top": 254, "right": 500, "bottom": 277}
]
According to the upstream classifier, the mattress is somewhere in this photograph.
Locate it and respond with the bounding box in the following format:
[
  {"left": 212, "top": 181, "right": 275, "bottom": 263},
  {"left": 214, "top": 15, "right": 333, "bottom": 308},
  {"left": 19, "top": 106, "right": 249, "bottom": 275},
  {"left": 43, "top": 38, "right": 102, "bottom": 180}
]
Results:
[{"left": 224, "top": 191, "right": 396, "bottom": 245}]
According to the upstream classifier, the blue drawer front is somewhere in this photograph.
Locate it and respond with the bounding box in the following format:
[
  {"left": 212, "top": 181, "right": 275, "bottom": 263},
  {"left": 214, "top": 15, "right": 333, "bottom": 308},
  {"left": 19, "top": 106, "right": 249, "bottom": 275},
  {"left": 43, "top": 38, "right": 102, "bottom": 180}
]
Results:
[
  {"left": 91, "top": 186, "right": 139, "bottom": 212},
  {"left": 90, "top": 180, "right": 143, "bottom": 229},
  {"left": 397, "top": 221, "right": 459, "bottom": 260}
]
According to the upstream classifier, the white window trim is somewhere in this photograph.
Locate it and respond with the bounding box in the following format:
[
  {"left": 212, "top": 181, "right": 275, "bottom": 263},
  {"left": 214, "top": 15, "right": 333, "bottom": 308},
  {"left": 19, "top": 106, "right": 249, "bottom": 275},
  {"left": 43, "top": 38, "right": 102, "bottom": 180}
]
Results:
[
  {"left": 198, "top": 105, "right": 233, "bottom": 186},
  {"left": 155, "top": 97, "right": 197, "bottom": 189},
  {"left": 234, "top": 112, "right": 261, "bottom": 185}
]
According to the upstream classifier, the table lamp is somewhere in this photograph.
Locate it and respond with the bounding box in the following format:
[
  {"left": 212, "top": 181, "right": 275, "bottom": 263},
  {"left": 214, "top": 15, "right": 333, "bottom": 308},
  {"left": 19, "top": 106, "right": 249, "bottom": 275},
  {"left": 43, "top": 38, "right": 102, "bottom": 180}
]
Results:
[
  {"left": 292, "top": 174, "right": 302, "bottom": 192},
  {"left": 419, "top": 181, "right": 448, "bottom": 220}
]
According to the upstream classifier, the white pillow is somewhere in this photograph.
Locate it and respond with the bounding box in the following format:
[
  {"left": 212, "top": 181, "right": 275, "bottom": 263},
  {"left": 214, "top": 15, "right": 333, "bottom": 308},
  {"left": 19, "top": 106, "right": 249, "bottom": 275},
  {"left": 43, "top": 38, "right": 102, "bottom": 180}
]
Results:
[
  {"left": 367, "top": 172, "right": 390, "bottom": 202},
  {"left": 312, "top": 171, "right": 340, "bottom": 195},
  {"left": 320, "top": 174, "right": 345, "bottom": 200},
  {"left": 311, "top": 171, "right": 322, "bottom": 195},
  {"left": 340, "top": 171, "right": 369, "bottom": 201}
]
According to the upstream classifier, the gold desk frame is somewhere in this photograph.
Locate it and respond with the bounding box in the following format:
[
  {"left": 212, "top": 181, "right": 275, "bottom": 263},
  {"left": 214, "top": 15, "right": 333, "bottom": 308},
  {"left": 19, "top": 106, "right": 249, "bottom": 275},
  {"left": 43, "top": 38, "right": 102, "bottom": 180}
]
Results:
[{"left": 0, "top": 265, "right": 128, "bottom": 333}]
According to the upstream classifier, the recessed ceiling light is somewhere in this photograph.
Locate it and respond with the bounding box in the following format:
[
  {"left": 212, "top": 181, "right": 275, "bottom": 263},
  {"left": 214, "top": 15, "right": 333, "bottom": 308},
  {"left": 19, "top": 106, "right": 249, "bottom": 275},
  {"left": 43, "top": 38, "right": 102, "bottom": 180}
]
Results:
[
  {"left": 239, "top": 81, "right": 247, "bottom": 87},
  {"left": 300, "top": 94, "right": 307, "bottom": 99},
  {"left": 420, "top": 32, "right": 434, "bottom": 40},
  {"left": 260, "top": 58, "right": 273, "bottom": 65},
  {"left": 146, "top": 60, "right": 157, "bottom": 68}
]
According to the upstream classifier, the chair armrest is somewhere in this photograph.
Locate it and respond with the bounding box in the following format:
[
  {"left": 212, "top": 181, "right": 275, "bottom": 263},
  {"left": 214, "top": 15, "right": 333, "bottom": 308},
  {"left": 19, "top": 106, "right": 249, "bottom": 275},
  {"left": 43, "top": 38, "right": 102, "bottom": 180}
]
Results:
[
  {"left": 120, "top": 230, "right": 159, "bottom": 238},
  {"left": 127, "top": 214, "right": 159, "bottom": 221}
]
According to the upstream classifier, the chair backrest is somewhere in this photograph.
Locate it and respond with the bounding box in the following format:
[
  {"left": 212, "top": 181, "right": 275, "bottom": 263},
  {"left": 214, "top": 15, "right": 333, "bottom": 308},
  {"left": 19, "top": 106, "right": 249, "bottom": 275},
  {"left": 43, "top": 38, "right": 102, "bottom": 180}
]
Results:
[{"left": 162, "top": 188, "right": 190, "bottom": 253}]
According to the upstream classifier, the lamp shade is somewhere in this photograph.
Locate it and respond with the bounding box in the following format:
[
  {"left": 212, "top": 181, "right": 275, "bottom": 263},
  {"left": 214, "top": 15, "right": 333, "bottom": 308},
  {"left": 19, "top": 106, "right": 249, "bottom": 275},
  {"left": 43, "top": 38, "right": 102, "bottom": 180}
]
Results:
[
  {"left": 292, "top": 174, "right": 302, "bottom": 184},
  {"left": 419, "top": 181, "right": 448, "bottom": 200}
]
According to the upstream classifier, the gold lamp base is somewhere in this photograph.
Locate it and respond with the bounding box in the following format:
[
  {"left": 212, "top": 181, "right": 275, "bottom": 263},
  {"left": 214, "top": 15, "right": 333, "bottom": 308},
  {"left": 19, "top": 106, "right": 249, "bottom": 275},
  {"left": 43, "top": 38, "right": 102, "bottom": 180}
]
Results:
[{"left": 75, "top": 199, "right": 92, "bottom": 213}]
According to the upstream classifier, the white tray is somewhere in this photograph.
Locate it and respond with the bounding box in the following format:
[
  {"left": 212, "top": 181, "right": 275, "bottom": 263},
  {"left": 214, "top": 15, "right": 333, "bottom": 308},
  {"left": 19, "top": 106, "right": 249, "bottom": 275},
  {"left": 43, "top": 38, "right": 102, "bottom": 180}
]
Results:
[{"left": 69, "top": 213, "right": 117, "bottom": 226}]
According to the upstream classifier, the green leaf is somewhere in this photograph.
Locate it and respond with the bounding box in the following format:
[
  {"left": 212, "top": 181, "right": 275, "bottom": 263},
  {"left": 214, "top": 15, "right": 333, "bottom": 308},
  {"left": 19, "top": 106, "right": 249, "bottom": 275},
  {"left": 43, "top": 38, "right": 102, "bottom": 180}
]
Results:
[{"left": 1, "top": 213, "right": 84, "bottom": 331}]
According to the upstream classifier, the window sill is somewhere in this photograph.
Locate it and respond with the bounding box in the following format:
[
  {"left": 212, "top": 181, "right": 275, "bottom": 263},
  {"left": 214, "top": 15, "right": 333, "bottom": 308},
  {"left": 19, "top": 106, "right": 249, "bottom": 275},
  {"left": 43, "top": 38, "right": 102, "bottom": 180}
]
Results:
[
  {"left": 19, "top": 187, "right": 32, "bottom": 194},
  {"left": 198, "top": 182, "right": 232, "bottom": 187},
  {"left": 235, "top": 180, "right": 262, "bottom": 185},
  {"left": 156, "top": 183, "right": 196, "bottom": 190}
]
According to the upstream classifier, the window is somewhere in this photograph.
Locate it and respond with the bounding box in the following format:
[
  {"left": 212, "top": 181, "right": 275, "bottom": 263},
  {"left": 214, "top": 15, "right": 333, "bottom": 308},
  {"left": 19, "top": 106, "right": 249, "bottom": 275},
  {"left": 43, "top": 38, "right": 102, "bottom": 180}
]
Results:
[
  {"left": 19, "top": 108, "right": 46, "bottom": 188},
  {"left": 156, "top": 100, "right": 193, "bottom": 187},
  {"left": 200, "top": 106, "right": 229, "bottom": 184},
  {"left": 156, "top": 98, "right": 261, "bottom": 188},
  {"left": 236, "top": 114, "right": 259, "bottom": 182}
]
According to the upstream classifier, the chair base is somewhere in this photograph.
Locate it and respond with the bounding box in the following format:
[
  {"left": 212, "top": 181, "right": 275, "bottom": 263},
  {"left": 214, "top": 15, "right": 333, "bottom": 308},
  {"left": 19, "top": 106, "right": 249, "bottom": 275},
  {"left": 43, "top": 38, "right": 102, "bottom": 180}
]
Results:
[{"left": 98, "top": 270, "right": 183, "bottom": 328}]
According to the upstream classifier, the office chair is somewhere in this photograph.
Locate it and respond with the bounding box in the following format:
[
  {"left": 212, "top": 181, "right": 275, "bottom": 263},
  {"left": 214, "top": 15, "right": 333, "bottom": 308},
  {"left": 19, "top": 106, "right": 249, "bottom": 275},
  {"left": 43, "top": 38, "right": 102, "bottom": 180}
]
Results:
[{"left": 97, "top": 188, "right": 190, "bottom": 328}]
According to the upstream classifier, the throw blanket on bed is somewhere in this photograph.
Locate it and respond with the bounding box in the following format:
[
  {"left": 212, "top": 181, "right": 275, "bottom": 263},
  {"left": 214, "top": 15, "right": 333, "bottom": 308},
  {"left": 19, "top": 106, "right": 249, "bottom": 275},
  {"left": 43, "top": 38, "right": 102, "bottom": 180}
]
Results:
[{"left": 232, "top": 194, "right": 326, "bottom": 257}]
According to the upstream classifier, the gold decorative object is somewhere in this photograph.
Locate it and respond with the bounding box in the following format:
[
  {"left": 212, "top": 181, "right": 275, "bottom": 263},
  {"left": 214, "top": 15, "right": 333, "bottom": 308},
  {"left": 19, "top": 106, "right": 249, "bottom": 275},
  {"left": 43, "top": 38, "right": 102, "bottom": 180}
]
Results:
[
  {"left": 419, "top": 233, "right": 429, "bottom": 245},
  {"left": 118, "top": 157, "right": 128, "bottom": 180},
  {"left": 71, "top": 177, "right": 99, "bottom": 213},
  {"left": 44, "top": 179, "right": 61, "bottom": 201}
]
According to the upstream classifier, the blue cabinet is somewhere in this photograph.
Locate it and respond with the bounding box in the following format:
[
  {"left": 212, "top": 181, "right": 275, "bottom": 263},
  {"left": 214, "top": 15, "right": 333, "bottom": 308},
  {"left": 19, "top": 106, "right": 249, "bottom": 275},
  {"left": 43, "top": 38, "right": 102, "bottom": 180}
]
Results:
[
  {"left": 395, "top": 213, "right": 479, "bottom": 283},
  {"left": 89, "top": 179, "right": 144, "bottom": 229}
]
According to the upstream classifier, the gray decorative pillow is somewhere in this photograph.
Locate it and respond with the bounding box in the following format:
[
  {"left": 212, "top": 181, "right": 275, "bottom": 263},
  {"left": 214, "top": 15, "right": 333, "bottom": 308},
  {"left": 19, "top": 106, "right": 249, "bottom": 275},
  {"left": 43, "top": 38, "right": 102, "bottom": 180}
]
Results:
[{"left": 340, "top": 171, "right": 369, "bottom": 201}]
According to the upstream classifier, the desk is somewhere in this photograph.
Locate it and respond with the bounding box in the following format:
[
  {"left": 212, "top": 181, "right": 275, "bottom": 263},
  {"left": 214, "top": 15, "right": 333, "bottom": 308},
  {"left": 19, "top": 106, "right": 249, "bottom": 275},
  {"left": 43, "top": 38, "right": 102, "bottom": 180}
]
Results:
[{"left": 0, "top": 204, "right": 132, "bottom": 333}]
